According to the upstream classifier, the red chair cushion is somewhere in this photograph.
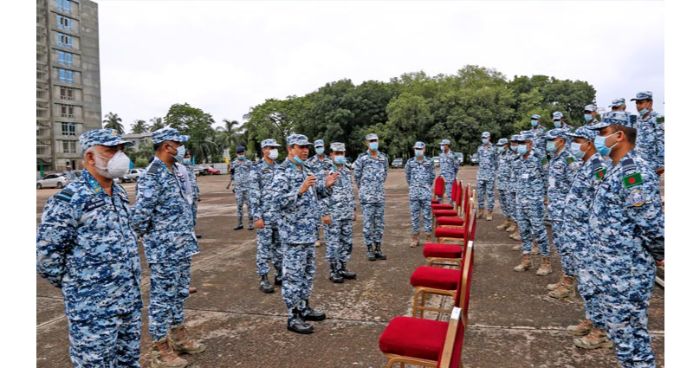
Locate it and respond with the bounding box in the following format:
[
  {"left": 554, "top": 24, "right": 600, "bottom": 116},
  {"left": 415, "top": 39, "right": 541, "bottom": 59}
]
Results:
[
  {"left": 436, "top": 216, "right": 464, "bottom": 226},
  {"left": 431, "top": 203, "right": 454, "bottom": 210},
  {"left": 433, "top": 209, "right": 458, "bottom": 217},
  {"left": 431, "top": 199, "right": 441, "bottom": 204},
  {"left": 423, "top": 243, "right": 462, "bottom": 259},
  {"left": 410, "top": 266, "right": 460, "bottom": 290},
  {"left": 379, "top": 317, "right": 448, "bottom": 361},
  {"left": 435, "top": 226, "right": 466, "bottom": 239}
]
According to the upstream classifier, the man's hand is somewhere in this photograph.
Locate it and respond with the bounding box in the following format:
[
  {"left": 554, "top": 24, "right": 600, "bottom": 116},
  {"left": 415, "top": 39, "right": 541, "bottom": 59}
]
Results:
[
  {"left": 656, "top": 167, "right": 665, "bottom": 175},
  {"left": 326, "top": 172, "right": 339, "bottom": 187},
  {"left": 656, "top": 259, "right": 665, "bottom": 268},
  {"left": 322, "top": 215, "right": 331, "bottom": 225},
  {"left": 254, "top": 219, "right": 265, "bottom": 229},
  {"left": 299, "top": 175, "right": 317, "bottom": 194}
]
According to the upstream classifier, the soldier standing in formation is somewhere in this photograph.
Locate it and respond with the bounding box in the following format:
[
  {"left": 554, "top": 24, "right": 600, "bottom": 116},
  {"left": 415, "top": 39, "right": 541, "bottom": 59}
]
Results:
[
  {"left": 552, "top": 111, "right": 572, "bottom": 131},
  {"left": 438, "top": 138, "right": 459, "bottom": 204},
  {"left": 354, "top": 133, "right": 389, "bottom": 261},
  {"left": 495, "top": 138, "right": 515, "bottom": 232},
  {"left": 583, "top": 104, "right": 600, "bottom": 126},
  {"left": 405, "top": 141, "right": 435, "bottom": 248},
  {"left": 37, "top": 129, "right": 142, "bottom": 367},
  {"left": 631, "top": 91, "right": 665, "bottom": 176},
  {"left": 307, "top": 139, "right": 334, "bottom": 248},
  {"left": 249, "top": 139, "right": 284, "bottom": 294},
  {"left": 506, "top": 135, "right": 522, "bottom": 241},
  {"left": 476, "top": 132, "right": 497, "bottom": 220},
  {"left": 132, "top": 127, "right": 205, "bottom": 368},
  {"left": 227, "top": 145, "right": 254, "bottom": 230}
]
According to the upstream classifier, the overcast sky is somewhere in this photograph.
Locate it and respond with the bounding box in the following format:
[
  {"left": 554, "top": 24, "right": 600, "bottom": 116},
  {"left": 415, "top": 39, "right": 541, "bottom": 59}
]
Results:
[{"left": 95, "top": 0, "right": 664, "bottom": 131}]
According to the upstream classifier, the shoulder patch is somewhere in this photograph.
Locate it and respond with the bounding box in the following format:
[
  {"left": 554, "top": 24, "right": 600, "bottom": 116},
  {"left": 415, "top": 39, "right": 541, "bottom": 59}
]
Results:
[
  {"left": 625, "top": 188, "right": 647, "bottom": 207},
  {"left": 540, "top": 157, "right": 548, "bottom": 165},
  {"left": 566, "top": 156, "right": 575, "bottom": 165},
  {"left": 54, "top": 188, "right": 75, "bottom": 202},
  {"left": 594, "top": 167, "right": 606, "bottom": 181},
  {"left": 147, "top": 160, "right": 162, "bottom": 175},
  {"left": 622, "top": 172, "right": 643, "bottom": 189}
]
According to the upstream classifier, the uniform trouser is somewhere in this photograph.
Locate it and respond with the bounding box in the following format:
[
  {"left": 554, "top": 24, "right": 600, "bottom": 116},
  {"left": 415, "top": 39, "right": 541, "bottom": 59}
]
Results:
[
  {"left": 508, "top": 190, "right": 517, "bottom": 219},
  {"left": 575, "top": 264, "right": 606, "bottom": 329},
  {"left": 497, "top": 188, "right": 511, "bottom": 218},
  {"left": 477, "top": 178, "right": 495, "bottom": 210},
  {"left": 552, "top": 219, "right": 575, "bottom": 275},
  {"left": 256, "top": 224, "right": 283, "bottom": 276},
  {"left": 68, "top": 308, "right": 141, "bottom": 368},
  {"left": 515, "top": 195, "right": 550, "bottom": 256},
  {"left": 282, "top": 243, "right": 316, "bottom": 317},
  {"left": 148, "top": 258, "right": 192, "bottom": 340},
  {"left": 443, "top": 176, "right": 456, "bottom": 203},
  {"left": 361, "top": 202, "right": 385, "bottom": 246},
  {"left": 326, "top": 218, "right": 353, "bottom": 265},
  {"left": 234, "top": 188, "right": 252, "bottom": 225},
  {"left": 192, "top": 201, "right": 198, "bottom": 227},
  {"left": 602, "top": 274, "right": 656, "bottom": 368},
  {"left": 409, "top": 198, "right": 433, "bottom": 234}
]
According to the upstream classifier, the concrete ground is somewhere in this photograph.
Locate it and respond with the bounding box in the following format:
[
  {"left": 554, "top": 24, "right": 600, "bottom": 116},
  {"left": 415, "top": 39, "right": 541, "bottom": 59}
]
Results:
[{"left": 36, "top": 166, "right": 664, "bottom": 367}]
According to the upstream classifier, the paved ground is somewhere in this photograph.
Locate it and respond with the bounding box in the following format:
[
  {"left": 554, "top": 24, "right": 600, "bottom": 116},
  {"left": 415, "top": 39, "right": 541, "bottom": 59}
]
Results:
[{"left": 36, "top": 166, "right": 664, "bottom": 367}]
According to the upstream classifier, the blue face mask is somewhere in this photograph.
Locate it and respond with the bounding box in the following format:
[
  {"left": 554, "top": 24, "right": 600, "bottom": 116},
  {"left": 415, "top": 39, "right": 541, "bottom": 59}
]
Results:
[
  {"left": 546, "top": 141, "right": 557, "bottom": 153},
  {"left": 570, "top": 142, "right": 585, "bottom": 160},
  {"left": 517, "top": 144, "right": 528, "bottom": 155},
  {"left": 510, "top": 145, "right": 517, "bottom": 152},
  {"left": 530, "top": 120, "right": 539, "bottom": 127},
  {"left": 369, "top": 142, "right": 378, "bottom": 151},
  {"left": 237, "top": 155, "right": 245, "bottom": 161},
  {"left": 315, "top": 147, "right": 324, "bottom": 155},
  {"left": 176, "top": 145, "right": 186, "bottom": 161},
  {"left": 293, "top": 155, "right": 305, "bottom": 165},
  {"left": 638, "top": 107, "right": 649, "bottom": 116},
  {"left": 497, "top": 146, "right": 505, "bottom": 153},
  {"left": 584, "top": 113, "right": 593, "bottom": 122},
  {"left": 594, "top": 133, "right": 618, "bottom": 157},
  {"left": 414, "top": 149, "right": 424, "bottom": 157},
  {"left": 553, "top": 120, "right": 562, "bottom": 128},
  {"left": 333, "top": 156, "right": 346, "bottom": 165}
]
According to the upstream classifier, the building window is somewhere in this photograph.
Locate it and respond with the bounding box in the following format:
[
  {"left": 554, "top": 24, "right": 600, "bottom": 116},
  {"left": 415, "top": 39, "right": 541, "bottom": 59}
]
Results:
[
  {"left": 55, "top": 0, "right": 72, "bottom": 14},
  {"left": 56, "top": 15, "right": 72, "bottom": 30},
  {"left": 56, "top": 32, "right": 73, "bottom": 48},
  {"left": 61, "top": 122, "right": 77, "bottom": 136},
  {"left": 57, "top": 51, "right": 73, "bottom": 66},
  {"left": 62, "top": 140, "right": 77, "bottom": 154},
  {"left": 59, "top": 87, "right": 74, "bottom": 100},
  {"left": 60, "top": 105, "right": 74, "bottom": 118},
  {"left": 58, "top": 68, "right": 74, "bottom": 83}
]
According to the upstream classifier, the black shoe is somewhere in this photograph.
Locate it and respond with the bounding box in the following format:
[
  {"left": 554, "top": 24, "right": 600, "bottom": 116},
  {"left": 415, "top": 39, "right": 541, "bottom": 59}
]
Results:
[
  {"left": 287, "top": 313, "right": 314, "bottom": 334},
  {"left": 329, "top": 264, "right": 344, "bottom": 283},
  {"left": 366, "top": 245, "right": 376, "bottom": 261},
  {"left": 196, "top": 234, "right": 202, "bottom": 239},
  {"left": 340, "top": 263, "right": 357, "bottom": 280},
  {"left": 259, "top": 275, "right": 274, "bottom": 294},
  {"left": 374, "top": 244, "right": 387, "bottom": 261},
  {"left": 300, "top": 300, "right": 326, "bottom": 321},
  {"left": 234, "top": 224, "right": 243, "bottom": 231},
  {"left": 274, "top": 274, "right": 283, "bottom": 286}
]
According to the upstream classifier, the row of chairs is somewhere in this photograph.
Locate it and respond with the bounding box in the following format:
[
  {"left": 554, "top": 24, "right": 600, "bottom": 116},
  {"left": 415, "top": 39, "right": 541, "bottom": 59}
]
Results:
[{"left": 378, "top": 180, "right": 478, "bottom": 368}]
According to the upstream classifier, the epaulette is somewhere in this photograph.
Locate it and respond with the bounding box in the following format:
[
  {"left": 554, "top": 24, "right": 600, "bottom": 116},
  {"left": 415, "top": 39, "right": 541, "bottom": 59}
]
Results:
[
  {"left": 146, "top": 160, "right": 163, "bottom": 175},
  {"left": 590, "top": 157, "right": 606, "bottom": 181},
  {"left": 621, "top": 157, "right": 642, "bottom": 188},
  {"left": 54, "top": 187, "right": 75, "bottom": 202}
]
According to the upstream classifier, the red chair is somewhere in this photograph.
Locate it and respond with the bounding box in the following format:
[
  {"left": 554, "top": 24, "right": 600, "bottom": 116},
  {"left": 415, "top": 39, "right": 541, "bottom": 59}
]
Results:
[
  {"left": 424, "top": 210, "right": 477, "bottom": 268},
  {"left": 432, "top": 176, "right": 446, "bottom": 204},
  {"left": 431, "top": 179, "right": 458, "bottom": 210},
  {"left": 436, "top": 185, "right": 473, "bottom": 227},
  {"left": 437, "top": 307, "right": 466, "bottom": 368},
  {"left": 432, "top": 183, "right": 462, "bottom": 218},
  {"left": 379, "top": 241, "right": 475, "bottom": 367}
]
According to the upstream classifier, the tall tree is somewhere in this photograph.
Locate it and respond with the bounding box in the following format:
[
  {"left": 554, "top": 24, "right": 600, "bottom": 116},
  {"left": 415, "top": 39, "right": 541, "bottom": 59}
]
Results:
[
  {"left": 163, "top": 103, "right": 218, "bottom": 163},
  {"left": 149, "top": 117, "right": 165, "bottom": 132},
  {"left": 130, "top": 119, "right": 148, "bottom": 134},
  {"left": 102, "top": 112, "right": 124, "bottom": 134}
]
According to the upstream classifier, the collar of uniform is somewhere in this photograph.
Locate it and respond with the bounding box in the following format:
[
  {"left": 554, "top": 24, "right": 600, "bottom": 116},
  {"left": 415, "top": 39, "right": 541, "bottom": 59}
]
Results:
[{"left": 82, "top": 169, "right": 106, "bottom": 195}]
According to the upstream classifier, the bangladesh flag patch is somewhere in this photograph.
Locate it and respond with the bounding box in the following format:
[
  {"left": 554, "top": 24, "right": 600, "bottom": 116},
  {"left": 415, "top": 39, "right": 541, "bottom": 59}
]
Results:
[
  {"left": 566, "top": 156, "right": 575, "bottom": 165},
  {"left": 594, "top": 168, "right": 606, "bottom": 180},
  {"left": 622, "top": 172, "right": 643, "bottom": 188}
]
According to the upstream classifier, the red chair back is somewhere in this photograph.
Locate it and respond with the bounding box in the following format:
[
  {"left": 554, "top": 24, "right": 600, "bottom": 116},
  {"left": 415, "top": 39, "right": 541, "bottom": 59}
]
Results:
[
  {"left": 450, "top": 179, "right": 459, "bottom": 203},
  {"left": 437, "top": 307, "right": 465, "bottom": 368},
  {"left": 453, "top": 240, "right": 474, "bottom": 312},
  {"left": 434, "top": 176, "right": 446, "bottom": 197}
]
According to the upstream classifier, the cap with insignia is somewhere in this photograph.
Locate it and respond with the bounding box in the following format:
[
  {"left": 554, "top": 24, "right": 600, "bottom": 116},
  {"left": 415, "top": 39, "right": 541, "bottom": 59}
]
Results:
[
  {"left": 552, "top": 111, "right": 564, "bottom": 120},
  {"left": 496, "top": 138, "right": 508, "bottom": 146},
  {"left": 365, "top": 133, "right": 378, "bottom": 141},
  {"left": 481, "top": 132, "right": 490, "bottom": 139},
  {"left": 440, "top": 139, "right": 451, "bottom": 145},
  {"left": 530, "top": 114, "right": 541, "bottom": 120},
  {"left": 545, "top": 128, "right": 568, "bottom": 140},
  {"left": 512, "top": 134, "right": 525, "bottom": 143},
  {"left": 630, "top": 91, "right": 653, "bottom": 101},
  {"left": 584, "top": 104, "right": 597, "bottom": 113},
  {"left": 413, "top": 141, "right": 426, "bottom": 149},
  {"left": 565, "top": 126, "right": 597, "bottom": 141},
  {"left": 330, "top": 142, "right": 346, "bottom": 152},
  {"left": 79, "top": 128, "right": 134, "bottom": 152},
  {"left": 151, "top": 127, "right": 190, "bottom": 145},
  {"left": 588, "top": 111, "right": 631, "bottom": 130},
  {"left": 286, "top": 133, "right": 311, "bottom": 146},
  {"left": 314, "top": 139, "right": 324, "bottom": 148},
  {"left": 520, "top": 132, "right": 535, "bottom": 142},
  {"left": 261, "top": 138, "right": 281, "bottom": 148},
  {"left": 609, "top": 98, "right": 626, "bottom": 107}
]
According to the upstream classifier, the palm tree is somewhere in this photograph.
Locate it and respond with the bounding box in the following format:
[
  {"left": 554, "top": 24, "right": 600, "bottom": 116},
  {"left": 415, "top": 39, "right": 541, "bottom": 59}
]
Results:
[
  {"left": 149, "top": 117, "right": 165, "bottom": 132},
  {"left": 131, "top": 119, "right": 148, "bottom": 134},
  {"left": 217, "top": 119, "right": 245, "bottom": 153},
  {"left": 102, "top": 112, "right": 124, "bottom": 134}
]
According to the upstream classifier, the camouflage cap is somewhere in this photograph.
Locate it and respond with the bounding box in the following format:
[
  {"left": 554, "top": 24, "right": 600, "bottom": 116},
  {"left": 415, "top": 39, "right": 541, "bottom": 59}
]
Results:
[
  {"left": 609, "top": 98, "right": 626, "bottom": 107},
  {"left": 314, "top": 139, "right": 325, "bottom": 148},
  {"left": 496, "top": 138, "right": 508, "bottom": 146},
  {"left": 512, "top": 134, "right": 526, "bottom": 143},
  {"left": 286, "top": 133, "right": 311, "bottom": 146},
  {"left": 413, "top": 141, "right": 426, "bottom": 149},
  {"left": 440, "top": 139, "right": 451, "bottom": 145},
  {"left": 151, "top": 127, "right": 190, "bottom": 144},
  {"left": 365, "top": 133, "right": 379, "bottom": 141},
  {"left": 235, "top": 145, "right": 246, "bottom": 153},
  {"left": 79, "top": 128, "right": 134, "bottom": 152},
  {"left": 565, "top": 126, "right": 597, "bottom": 141},
  {"left": 631, "top": 91, "right": 653, "bottom": 101},
  {"left": 552, "top": 111, "right": 563, "bottom": 120},
  {"left": 530, "top": 114, "right": 541, "bottom": 120},
  {"left": 588, "top": 111, "right": 631, "bottom": 130},
  {"left": 261, "top": 138, "right": 281, "bottom": 148},
  {"left": 330, "top": 142, "right": 346, "bottom": 152},
  {"left": 584, "top": 104, "right": 597, "bottom": 112},
  {"left": 520, "top": 132, "right": 535, "bottom": 142},
  {"left": 481, "top": 132, "right": 491, "bottom": 139},
  {"left": 545, "top": 128, "right": 568, "bottom": 140}
]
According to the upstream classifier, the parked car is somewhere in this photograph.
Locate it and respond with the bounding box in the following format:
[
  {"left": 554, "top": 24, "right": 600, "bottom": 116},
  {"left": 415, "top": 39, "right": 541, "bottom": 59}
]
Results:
[
  {"left": 199, "top": 166, "right": 221, "bottom": 175},
  {"left": 454, "top": 152, "right": 464, "bottom": 166},
  {"left": 122, "top": 168, "right": 144, "bottom": 183},
  {"left": 37, "top": 173, "right": 68, "bottom": 189},
  {"left": 469, "top": 153, "right": 479, "bottom": 166},
  {"left": 391, "top": 158, "right": 404, "bottom": 168}
]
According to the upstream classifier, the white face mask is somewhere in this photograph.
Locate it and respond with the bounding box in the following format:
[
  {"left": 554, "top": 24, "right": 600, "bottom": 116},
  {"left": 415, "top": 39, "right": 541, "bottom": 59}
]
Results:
[
  {"left": 268, "top": 148, "right": 279, "bottom": 160},
  {"left": 95, "top": 150, "right": 130, "bottom": 179}
]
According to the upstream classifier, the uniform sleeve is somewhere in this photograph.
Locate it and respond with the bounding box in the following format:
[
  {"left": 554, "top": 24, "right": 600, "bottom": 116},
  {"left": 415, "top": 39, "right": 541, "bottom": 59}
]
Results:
[
  {"left": 405, "top": 162, "right": 412, "bottom": 184},
  {"left": 354, "top": 157, "right": 363, "bottom": 188},
  {"left": 656, "top": 122, "right": 665, "bottom": 169},
  {"left": 315, "top": 175, "right": 331, "bottom": 216},
  {"left": 383, "top": 155, "right": 389, "bottom": 182},
  {"left": 429, "top": 161, "right": 436, "bottom": 183},
  {"left": 36, "top": 196, "right": 78, "bottom": 287},
  {"left": 131, "top": 172, "right": 160, "bottom": 236},
  {"left": 248, "top": 167, "right": 262, "bottom": 221},
  {"left": 624, "top": 178, "right": 665, "bottom": 260},
  {"left": 273, "top": 168, "right": 297, "bottom": 211}
]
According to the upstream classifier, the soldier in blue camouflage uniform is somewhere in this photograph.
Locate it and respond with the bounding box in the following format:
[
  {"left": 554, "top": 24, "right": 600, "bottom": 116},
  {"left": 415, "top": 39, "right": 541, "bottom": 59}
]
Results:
[
  {"left": 132, "top": 127, "right": 205, "bottom": 368},
  {"left": 552, "top": 111, "right": 572, "bottom": 131},
  {"left": 249, "top": 139, "right": 284, "bottom": 294},
  {"left": 543, "top": 128, "right": 579, "bottom": 298},
  {"left": 37, "top": 129, "right": 142, "bottom": 367},
  {"left": 506, "top": 135, "right": 522, "bottom": 241},
  {"left": 405, "top": 141, "right": 435, "bottom": 248},
  {"left": 584, "top": 112, "right": 664, "bottom": 367},
  {"left": 512, "top": 133, "right": 552, "bottom": 275},
  {"left": 307, "top": 139, "right": 335, "bottom": 248},
  {"left": 476, "top": 132, "right": 497, "bottom": 220},
  {"left": 528, "top": 114, "right": 547, "bottom": 158},
  {"left": 438, "top": 138, "right": 460, "bottom": 205},
  {"left": 631, "top": 91, "right": 665, "bottom": 176},
  {"left": 180, "top": 151, "right": 201, "bottom": 240},
  {"left": 495, "top": 138, "right": 514, "bottom": 231},
  {"left": 354, "top": 133, "right": 389, "bottom": 261},
  {"left": 325, "top": 142, "right": 358, "bottom": 283},
  {"left": 227, "top": 145, "right": 254, "bottom": 230},
  {"left": 273, "top": 134, "right": 338, "bottom": 334},
  {"left": 583, "top": 104, "right": 600, "bottom": 127},
  {"left": 609, "top": 98, "right": 637, "bottom": 128}
]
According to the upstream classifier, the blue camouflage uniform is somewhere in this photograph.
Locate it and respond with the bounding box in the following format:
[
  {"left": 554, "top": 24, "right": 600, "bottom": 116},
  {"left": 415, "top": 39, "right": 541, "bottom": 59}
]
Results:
[
  {"left": 438, "top": 139, "right": 460, "bottom": 203},
  {"left": 249, "top": 139, "right": 283, "bottom": 279},
  {"left": 495, "top": 138, "right": 514, "bottom": 220},
  {"left": 507, "top": 136, "right": 521, "bottom": 223},
  {"left": 307, "top": 139, "right": 335, "bottom": 244},
  {"left": 405, "top": 141, "right": 435, "bottom": 235},
  {"left": 584, "top": 117, "right": 664, "bottom": 368},
  {"left": 631, "top": 91, "right": 664, "bottom": 172},
  {"left": 476, "top": 132, "right": 497, "bottom": 211},
  {"left": 528, "top": 114, "right": 547, "bottom": 159},
  {"left": 545, "top": 128, "right": 579, "bottom": 274},
  {"left": 561, "top": 127, "right": 610, "bottom": 329},
  {"left": 37, "top": 129, "right": 142, "bottom": 367},
  {"left": 131, "top": 127, "right": 199, "bottom": 342},
  {"left": 354, "top": 133, "right": 389, "bottom": 252},
  {"left": 325, "top": 142, "right": 356, "bottom": 272},
  {"left": 230, "top": 150, "right": 254, "bottom": 227},
  {"left": 607, "top": 98, "right": 637, "bottom": 128},
  {"left": 272, "top": 134, "right": 332, "bottom": 318},
  {"left": 551, "top": 111, "right": 572, "bottom": 131},
  {"left": 514, "top": 133, "right": 550, "bottom": 256},
  {"left": 182, "top": 157, "right": 199, "bottom": 227}
]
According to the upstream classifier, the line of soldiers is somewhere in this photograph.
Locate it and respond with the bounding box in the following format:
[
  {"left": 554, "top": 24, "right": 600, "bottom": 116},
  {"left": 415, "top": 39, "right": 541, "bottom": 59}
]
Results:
[{"left": 480, "top": 91, "right": 664, "bottom": 368}]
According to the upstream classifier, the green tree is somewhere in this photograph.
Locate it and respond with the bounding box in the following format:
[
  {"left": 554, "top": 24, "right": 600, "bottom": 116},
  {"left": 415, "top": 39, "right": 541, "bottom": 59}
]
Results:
[
  {"left": 163, "top": 103, "right": 219, "bottom": 163},
  {"left": 149, "top": 117, "right": 165, "bottom": 132},
  {"left": 102, "top": 112, "right": 124, "bottom": 134},
  {"left": 130, "top": 119, "right": 148, "bottom": 134}
]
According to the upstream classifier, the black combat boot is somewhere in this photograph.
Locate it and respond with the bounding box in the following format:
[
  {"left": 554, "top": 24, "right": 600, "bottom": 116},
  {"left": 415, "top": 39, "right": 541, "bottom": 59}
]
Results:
[
  {"left": 274, "top": 271, "right": 283, "bottom": 286},
  {"left": 367, "top": 244, "right": 376, "bottom": 261},
  {"left": 339, "top": 261, "right": 357, "bottom": 280},
  {"left": 287, "top": 308, "right": 314, "bottom": 334},
  {"left": 234, "top": 218, "right": 243, "bottom": 231},
  {"left": 259, "top": 274, "right": 274, "bottom": 294},
  {"left": 329, "top": 262, "right": 344, "bottom": 284},
  {"left": 300, "top": 299, "right": 326, "bottom": 321},
  {"left": 374, "top": 243, "right": 387, "bottom": 260}
]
